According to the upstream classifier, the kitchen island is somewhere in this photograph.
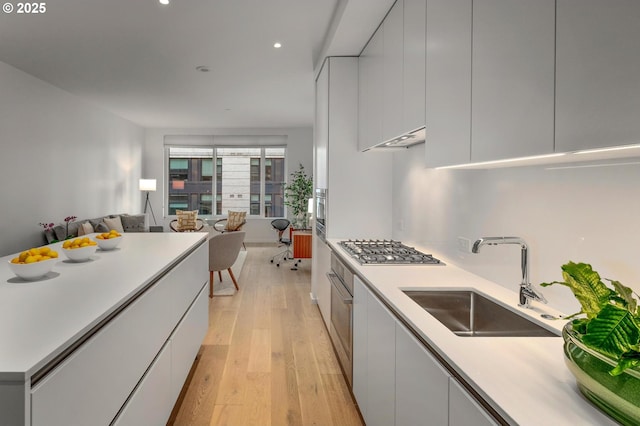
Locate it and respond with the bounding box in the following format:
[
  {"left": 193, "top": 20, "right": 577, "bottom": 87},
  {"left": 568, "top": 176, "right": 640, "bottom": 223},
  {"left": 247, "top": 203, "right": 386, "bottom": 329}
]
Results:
[
  {"left": 327, "top": 239, "right": 618, "bottom": 426},
  {"left": 0, "top": 232, "right": 209, "bottom": 426}
]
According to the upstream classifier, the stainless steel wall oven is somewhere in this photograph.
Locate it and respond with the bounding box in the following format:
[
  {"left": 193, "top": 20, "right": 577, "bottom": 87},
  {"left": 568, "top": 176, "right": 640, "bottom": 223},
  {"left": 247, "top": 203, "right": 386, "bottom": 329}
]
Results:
[
  {"left": 327, "top": 251, "right": 353, "bottom": 385},
  {"left": 315, "top": 188, "right": 326, "bottom": 241}
]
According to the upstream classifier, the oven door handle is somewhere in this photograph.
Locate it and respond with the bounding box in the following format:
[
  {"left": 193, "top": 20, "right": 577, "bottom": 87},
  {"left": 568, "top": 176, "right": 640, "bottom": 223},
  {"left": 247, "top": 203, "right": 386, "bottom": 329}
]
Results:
[{"left": 327, "top": 273, "right": 353, "bottom": 304}]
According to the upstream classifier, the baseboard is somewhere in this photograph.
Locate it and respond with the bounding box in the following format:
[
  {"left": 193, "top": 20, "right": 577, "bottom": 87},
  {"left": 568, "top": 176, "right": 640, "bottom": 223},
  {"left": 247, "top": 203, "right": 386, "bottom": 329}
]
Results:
[{"left": 309, "top": 292, "right": 318, "bottom": 304}]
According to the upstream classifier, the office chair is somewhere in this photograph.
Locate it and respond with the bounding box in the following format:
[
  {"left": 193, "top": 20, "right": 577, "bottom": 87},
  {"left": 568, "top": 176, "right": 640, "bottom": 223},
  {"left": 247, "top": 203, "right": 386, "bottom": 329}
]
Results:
[{"left": 270, "top": 218, "right": 299, "bottom": 269}]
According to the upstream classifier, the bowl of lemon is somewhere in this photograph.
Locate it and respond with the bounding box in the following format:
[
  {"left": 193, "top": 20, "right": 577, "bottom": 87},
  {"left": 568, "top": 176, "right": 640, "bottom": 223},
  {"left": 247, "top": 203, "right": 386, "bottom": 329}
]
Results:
[
  {"left": 9, "top": 247, "right": 59, "bottom": 280},
  {"left": 95, "top": 230, "right": 122, "bottom": 250},
  {"left": 62, "top": 237, "right": 98, "bottom": 262}
]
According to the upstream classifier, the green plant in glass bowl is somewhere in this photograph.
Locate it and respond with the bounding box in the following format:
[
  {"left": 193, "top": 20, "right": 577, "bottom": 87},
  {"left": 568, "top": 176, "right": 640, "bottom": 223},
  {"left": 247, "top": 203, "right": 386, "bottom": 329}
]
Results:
[{"left": 542, "top": 262, "right": 640, "bottom": 425}]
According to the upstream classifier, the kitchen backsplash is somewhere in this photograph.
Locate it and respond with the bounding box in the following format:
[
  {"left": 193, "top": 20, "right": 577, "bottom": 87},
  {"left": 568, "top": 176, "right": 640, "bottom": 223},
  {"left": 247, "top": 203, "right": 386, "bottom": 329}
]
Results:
[{"left": 392, "top": 147, "right": 640, "bottom": 315}]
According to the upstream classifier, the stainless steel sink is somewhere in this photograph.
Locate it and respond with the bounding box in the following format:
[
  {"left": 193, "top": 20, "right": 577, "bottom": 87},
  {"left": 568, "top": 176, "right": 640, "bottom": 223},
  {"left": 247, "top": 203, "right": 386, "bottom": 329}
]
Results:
[{"left": 403, "top": 290, "right": 558, "bottom": 337}]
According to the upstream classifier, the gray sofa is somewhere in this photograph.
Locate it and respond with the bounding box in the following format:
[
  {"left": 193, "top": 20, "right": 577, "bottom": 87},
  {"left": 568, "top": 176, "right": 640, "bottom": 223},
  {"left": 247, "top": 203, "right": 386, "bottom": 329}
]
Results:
[{"left": 44, "top": 213, "right": 148, "bottom": 244}]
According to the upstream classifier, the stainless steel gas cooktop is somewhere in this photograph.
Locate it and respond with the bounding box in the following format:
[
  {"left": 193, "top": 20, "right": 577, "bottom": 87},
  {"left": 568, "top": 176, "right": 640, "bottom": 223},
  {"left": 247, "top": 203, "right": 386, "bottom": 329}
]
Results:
[{"left": 339, "top": 239, "right": 444, "bottom": 265}]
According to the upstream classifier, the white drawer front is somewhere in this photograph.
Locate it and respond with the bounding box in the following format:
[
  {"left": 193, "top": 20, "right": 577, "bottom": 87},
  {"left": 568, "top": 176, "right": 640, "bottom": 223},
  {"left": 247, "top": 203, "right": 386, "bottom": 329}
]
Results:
[
  {"left": 170, "top": 284, "right": 208, "bottom": 403},
  {"left": 112, "top": 341, "right": 172, "bottom": 426}
]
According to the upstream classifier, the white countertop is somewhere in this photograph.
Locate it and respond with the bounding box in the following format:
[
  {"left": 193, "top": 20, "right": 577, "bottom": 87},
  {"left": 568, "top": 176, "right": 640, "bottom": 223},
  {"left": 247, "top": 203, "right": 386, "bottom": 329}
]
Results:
[
  {"left": 0, "top": 232, "right": 207, "bottom": 381},
  {"left": 327, "top": 239, "right": 617, "bottom": 426}
]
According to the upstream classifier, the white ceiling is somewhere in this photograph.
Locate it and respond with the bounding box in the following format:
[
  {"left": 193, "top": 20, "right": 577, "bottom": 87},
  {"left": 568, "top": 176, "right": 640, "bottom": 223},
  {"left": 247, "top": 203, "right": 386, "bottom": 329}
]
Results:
[{"left": 0, "top": 0, "right": 394, "bottom": 129}]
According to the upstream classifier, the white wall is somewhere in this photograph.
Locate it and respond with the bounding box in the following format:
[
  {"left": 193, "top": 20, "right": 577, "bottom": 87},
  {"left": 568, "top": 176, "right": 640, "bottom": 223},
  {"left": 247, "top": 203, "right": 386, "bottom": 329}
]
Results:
[
  {"left": 0, "top": 61, "right": 144, "bottom": 256},
  {"left": 392, "top": 146, "right": 640, "bottom": 314},
  {"left": 143, "top": 127, "right": 313, "bottom": 242}
]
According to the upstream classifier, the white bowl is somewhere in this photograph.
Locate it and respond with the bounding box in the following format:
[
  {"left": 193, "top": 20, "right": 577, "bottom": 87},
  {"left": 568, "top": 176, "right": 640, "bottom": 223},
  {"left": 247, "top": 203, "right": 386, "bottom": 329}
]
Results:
[
  {"left": 96, "top": 235, "right": 122, "bottom": 251},
  {"left": 8, "top": 258, "right": 56, "bottom": 280},
  {"left": 63, "top": 244, "right": 97, "bottom": 262}
]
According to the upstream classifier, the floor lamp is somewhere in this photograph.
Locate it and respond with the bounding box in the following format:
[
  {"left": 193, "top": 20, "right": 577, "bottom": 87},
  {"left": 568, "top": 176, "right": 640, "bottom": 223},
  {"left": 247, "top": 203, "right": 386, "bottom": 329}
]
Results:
[{"left": 139, "top": 179, "right": 157, "bottom": 226}]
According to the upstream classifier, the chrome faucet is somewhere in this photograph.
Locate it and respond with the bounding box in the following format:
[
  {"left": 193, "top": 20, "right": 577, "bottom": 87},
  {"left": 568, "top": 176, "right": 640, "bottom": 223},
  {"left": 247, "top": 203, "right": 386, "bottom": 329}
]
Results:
[{"left": 472, "top": 237, "right": 547, "bottom": 308}]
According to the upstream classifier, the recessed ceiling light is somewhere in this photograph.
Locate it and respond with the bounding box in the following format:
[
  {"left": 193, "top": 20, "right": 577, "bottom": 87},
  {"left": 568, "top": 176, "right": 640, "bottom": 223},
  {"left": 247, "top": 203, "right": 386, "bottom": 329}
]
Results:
[
  {"left": 273, "top": 42, "right": 282, "bottom": 49},
  {"left": 159, "top": 0, "right": 170, "bottom": 5},
  {"left": 195, "top": 66, "right": 211, "bottom": 72}
]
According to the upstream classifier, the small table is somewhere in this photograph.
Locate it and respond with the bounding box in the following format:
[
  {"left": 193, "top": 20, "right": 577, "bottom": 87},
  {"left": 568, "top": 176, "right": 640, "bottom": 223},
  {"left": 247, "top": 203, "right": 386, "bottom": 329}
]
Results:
[{"left": 291, "top": 229, "right": 312, "bottom": 259}]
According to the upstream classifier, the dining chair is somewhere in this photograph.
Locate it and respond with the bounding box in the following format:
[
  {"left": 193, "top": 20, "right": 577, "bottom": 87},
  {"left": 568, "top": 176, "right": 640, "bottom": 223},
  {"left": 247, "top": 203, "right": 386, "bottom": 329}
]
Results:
[{"left": 208, "top": 231, "right": 246, "bottom": 297}]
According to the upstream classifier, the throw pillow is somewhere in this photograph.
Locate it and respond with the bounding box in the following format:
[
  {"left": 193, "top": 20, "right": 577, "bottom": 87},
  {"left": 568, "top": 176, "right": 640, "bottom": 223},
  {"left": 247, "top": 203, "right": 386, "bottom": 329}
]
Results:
[
  {"left": 77, "top": 222, "right": 94, "bottom": 236},
  {"left": 226, "top": 211, "right": 247, "bottom": 231},
  {"left": 120, "top": 214, "right": 147, "bottom": 232},
  {"left": 95, "top": 222, "right": 110, "bottom": 233},
  {"left": 176, "top": 210, "right": 198, "bottom": 231},
  {"left": 104, "top": 216, "right": 125, "bottom": 233}
]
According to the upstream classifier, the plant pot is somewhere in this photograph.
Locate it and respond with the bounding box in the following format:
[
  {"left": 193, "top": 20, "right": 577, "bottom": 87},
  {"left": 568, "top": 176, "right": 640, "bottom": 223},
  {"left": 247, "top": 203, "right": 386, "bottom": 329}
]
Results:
[{"left": 563, "top": 322, "right": 640, "bottom": 425}]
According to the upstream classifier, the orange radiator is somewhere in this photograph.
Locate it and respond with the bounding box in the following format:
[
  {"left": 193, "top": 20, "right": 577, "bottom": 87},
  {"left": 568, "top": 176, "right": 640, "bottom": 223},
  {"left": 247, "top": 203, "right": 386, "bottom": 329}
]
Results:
[{"left": 293, "top": 232, "right": 312, "bottom": 259}]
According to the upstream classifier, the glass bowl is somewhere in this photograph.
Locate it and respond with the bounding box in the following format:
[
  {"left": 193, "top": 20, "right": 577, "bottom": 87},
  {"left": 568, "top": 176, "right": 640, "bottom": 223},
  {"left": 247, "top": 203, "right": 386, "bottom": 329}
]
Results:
[{"left": 563, "top": 322, "right": 640, "bottom": 425}]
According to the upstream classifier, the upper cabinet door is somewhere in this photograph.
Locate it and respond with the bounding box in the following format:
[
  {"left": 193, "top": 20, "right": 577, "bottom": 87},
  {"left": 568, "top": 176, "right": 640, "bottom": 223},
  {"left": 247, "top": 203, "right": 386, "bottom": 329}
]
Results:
[
  {"left": 425, "top": 0, "right": 472, "bottom": 168},
  {"left": 403, "top": 0, "right": 426, "bottom": 132},
  {"left": 382, "top": 0, "right": 405, "bottom": 142},
  {"left": 556, "top": 0, "right": 640, "bottom": 152},
  {"left": 358, "top": 25, "right": 384, "bottom": 152},
  {"left": 471, "top": 0, "right": 555, "bottom": 162},
  {"left": 314, "top": 60, "right": 329, "bottom": 189}
]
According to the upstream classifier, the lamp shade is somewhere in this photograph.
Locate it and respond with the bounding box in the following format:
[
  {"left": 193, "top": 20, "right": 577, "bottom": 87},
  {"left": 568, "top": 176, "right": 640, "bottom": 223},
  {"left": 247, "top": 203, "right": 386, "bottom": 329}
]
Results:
[{"left": 139, "top": 179, "right": 157, "bottom": 192}]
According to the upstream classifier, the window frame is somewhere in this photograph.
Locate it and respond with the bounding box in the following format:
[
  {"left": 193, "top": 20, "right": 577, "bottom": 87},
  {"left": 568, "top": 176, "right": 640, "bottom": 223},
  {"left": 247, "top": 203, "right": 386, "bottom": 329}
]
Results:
[{"left": 164, "top": 144, "right": 287, "bottom": 219}]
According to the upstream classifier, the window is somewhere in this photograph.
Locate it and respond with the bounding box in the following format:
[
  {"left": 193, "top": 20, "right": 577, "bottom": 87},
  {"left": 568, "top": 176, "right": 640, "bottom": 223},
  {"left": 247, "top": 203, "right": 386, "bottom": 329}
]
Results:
[{"left": 166, "top": 146, "right": 286, "bottom": 217}]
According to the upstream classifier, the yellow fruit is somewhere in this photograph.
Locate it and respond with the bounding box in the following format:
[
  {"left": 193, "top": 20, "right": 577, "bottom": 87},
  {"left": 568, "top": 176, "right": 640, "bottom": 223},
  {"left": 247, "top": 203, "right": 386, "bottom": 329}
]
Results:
[
  {"left": 24, "top": 256, "right": 37, "bottom": 264},
  {"left": 41, "top": 256, "right": 51, "bottom": 261},
  {"left": 29, "top": 248, "right": 40, "bottom": 256},
  {"left": 63, "top": 241, "right": 72, "bottom": 249},
  {"left": 19, "top": 251, "right": 29, "bottom": 262},
  {"left": 39, "top": 247, "right": 51, "bottom": 255},
  {"left": 11, "top": 257, "right": 19, "bottom": 264},
  {"left": 50, "top": 251, "right": 58, "bottom": 258}
]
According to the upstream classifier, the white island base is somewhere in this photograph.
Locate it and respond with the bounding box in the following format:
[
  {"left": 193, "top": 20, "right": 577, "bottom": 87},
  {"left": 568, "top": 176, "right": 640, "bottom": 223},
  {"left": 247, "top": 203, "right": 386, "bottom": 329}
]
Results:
[{"left": 0, "top": 232, "right": 209, "bottom": 426}]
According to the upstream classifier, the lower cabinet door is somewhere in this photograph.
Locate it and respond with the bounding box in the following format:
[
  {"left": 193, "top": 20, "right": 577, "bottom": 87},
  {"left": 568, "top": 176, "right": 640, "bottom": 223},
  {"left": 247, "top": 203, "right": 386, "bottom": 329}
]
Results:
[
  {"left": 352, "top": 276, "right": 368, "bottom": 419},
  {"left": 366, "top": 290, "right": 396, "bottom": 426},
  {"left": 170, "top": 283, "right": 209, "bottom": 402},
  {"left": 112, "top": 342, "right": 172, "bottom": 426},
  {"left": 395, "top": 323, "right": 449, "bottom": 426},
  {"left": 449, "top": 378, "right": 498, "bottom": 426}
]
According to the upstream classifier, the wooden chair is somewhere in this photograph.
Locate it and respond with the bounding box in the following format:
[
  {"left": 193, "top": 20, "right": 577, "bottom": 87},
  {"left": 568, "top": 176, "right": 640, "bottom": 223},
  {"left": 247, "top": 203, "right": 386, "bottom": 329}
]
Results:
[{"left": 209, "top": 231, "right": 246, "bottom": 297}]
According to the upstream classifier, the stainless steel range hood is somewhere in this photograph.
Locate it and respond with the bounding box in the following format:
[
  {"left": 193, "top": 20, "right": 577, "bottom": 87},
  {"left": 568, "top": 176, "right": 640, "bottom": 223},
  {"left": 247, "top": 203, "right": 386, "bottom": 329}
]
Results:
[{"left": 365, "top": 126, "right": 425, "bottom": 151}]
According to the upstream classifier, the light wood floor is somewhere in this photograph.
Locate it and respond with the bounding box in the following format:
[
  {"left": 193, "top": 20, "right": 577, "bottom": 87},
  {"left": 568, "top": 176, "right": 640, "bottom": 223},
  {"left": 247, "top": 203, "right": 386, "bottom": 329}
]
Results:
[{"left": 168, "top": 244, "right": 363, "bottom": 426}]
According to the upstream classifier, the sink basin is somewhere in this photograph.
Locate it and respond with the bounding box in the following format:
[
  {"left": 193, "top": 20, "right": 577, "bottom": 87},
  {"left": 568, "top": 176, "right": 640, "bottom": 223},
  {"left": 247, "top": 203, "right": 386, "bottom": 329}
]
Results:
[{"left": 403, "top": 290, "right": 557, "bottom": 337}]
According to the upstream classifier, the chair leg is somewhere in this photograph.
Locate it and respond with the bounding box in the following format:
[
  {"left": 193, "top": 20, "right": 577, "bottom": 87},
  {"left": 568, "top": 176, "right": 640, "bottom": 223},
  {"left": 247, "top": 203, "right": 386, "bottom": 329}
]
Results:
[
  {"left": 209, "top": 270, "right": 214, "bottom": 298},
  {"left": 218, "top": 270, "right": 223, "bottom": 282},
  {"left": 227, "top": 268, "right": 239, "bottom": 290}
]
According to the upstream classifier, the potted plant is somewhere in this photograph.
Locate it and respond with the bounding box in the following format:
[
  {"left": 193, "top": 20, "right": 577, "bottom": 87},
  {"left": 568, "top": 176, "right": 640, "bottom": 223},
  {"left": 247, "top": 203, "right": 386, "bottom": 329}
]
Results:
[
  {"left": 541, "top": 262, "right": 640, "bottom": 425},
  {"left": 283, "top": 164, "right": 312, "bottom": 229}
]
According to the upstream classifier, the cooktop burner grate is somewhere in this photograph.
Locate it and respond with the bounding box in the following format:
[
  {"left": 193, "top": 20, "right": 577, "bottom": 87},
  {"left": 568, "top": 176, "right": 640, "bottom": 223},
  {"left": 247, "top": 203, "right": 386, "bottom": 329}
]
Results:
[{"left": 339, "top": 239, "right": 444, "bottom": 265}]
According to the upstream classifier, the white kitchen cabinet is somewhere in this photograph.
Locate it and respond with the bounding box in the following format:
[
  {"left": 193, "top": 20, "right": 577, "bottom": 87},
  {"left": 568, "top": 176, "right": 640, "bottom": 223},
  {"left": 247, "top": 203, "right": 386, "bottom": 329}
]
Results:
[
  {"left": 314, "top": 56, "right": 329, "bottom": 190},
  {"left": 358, "top": 24, "right": 384, "bottom": 152},
  {"left": 471, "top": 0, "right": 555, "bottom": 162},
  {"left": 360, "top": 0, "right": 426, "bottom": 151},
  {"left": 312, "top": 237, "right": 332, "bottom": 329},
  {"left": 449, "top": 379, "right": 499, "bottom": 426},
  {"left": 382, "top": 0, "right": 405, "bottom": 142},
  {"left": 555, "top": 0, "right": 640, "bottom": 152},
  {"left": 352, "top": 276, "right": 369, "bottom": 418},
  {"left": 402, "top": 0, "right": 426, "bottom": 133},
  {"left": 320, "top": 57, "right": 392, "bottom": 240},
  {"left": 366, "top": 288, "right": 396, "bottom": 426},
  {"left": 352, "top": 275, "right": 396, "bottom": 426},
  {"left": 424, "top": 0, "right": 472, "bottom": 167},
  {"left": 395, "top": 322, "right": 449, "bottom": 426}
]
